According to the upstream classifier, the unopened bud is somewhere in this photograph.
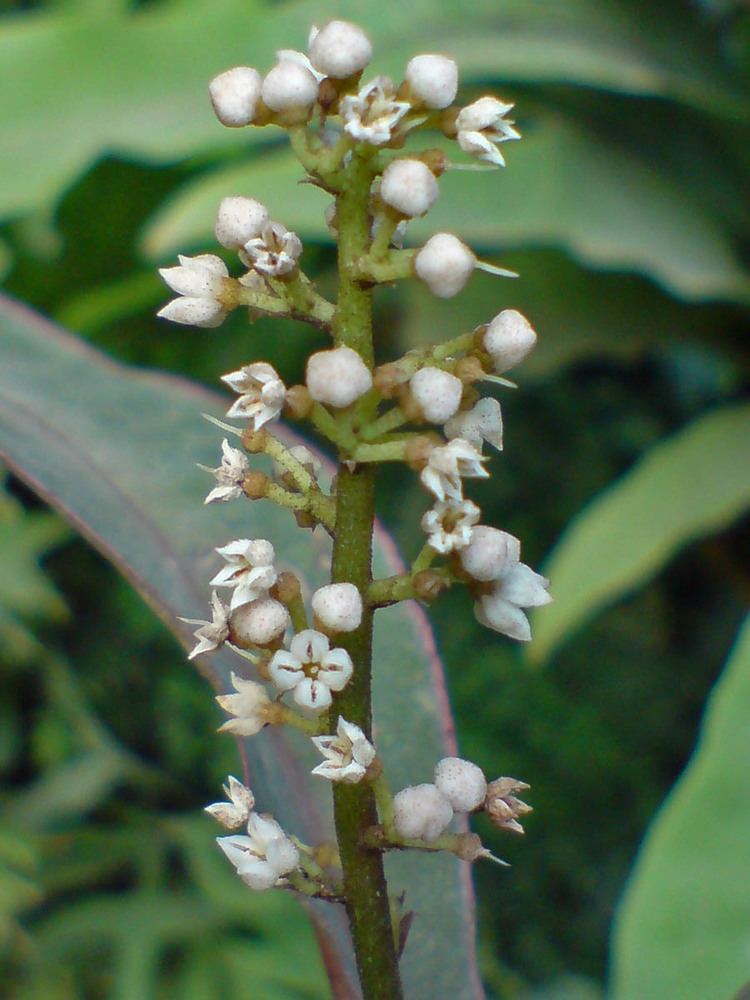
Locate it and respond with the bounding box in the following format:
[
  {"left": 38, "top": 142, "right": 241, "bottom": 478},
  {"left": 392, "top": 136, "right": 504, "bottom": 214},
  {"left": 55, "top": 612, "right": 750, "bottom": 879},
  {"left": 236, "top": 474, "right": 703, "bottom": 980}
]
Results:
[
  {"left": 241, "top": 427, "right": 268, "bottom": 453},
  {"left": 452, "top": 832, "right": 489, "bottom": 863},
  {"left": 413, "top": 570, "right": 450, "bottom": 603},
  {"left": 209, "top": 67, "right": 263, "bottom": 127},
  {"left": 460, "top": 526, "right": 520, "bottom": 582},
  {"left": 434, "top": 757, "right": 487, "bottom": 812},
  {"left": 409, "top": 366, "right": 463, "bottom": 423},
  {"left": 483, "top": 310, "right": 537, "bottom": 373},
  {"left": 261, "top": 60, "right": 319, "bottom": 113},
  {"left": 393, "top": 783, "right": 453, "bottom": 842},
  {"left": 309, "top": 20, "right": 372, "bottom": 79},
  {"left": 380, "top": 159, "right": 439, "bottom": 218},
  {"left": 284, "top": 384, "right": 313, "bottom": 419},
  {"left": 373, "top": 362, "right": 407, "bottom": 398},
  {"left": 274, "top": 571, "right": 301, "bottom": 605},
  {"left": 242, "top": 471, "right": 270, "bottom": 499},
  {"left": 311, "top": 582, "right": 363, "bottom": 633},
  {"left": 414, "top": 232, "right": 475, "bottom": 298},
  {"left": 306, "top": 347, "right": 373, "bottom": 408},
  {"left": 230, "top": 598, "right": 290, "bottom": 648},
  {"left": 215, "top": 196, "right": 269, "bottom": 249},
  {"left": 405, "top": 54, "right": 459, "bottom": 110}
]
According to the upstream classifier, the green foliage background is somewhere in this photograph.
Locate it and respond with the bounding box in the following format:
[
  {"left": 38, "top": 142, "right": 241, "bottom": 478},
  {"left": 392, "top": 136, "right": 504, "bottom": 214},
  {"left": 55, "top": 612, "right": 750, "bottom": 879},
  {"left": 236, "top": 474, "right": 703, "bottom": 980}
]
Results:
[{"left": 1, "top": 0, "right": 749, "bottom": 997}]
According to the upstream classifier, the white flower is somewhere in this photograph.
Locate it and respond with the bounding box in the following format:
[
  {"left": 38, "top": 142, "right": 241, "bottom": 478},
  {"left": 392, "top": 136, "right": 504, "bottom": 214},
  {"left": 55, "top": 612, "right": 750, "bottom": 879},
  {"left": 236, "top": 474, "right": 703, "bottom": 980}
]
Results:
[
  {"left": 157, "top": 254, "right": 229, "bottom": 328},
  {"left": 210, "top": 539, "right": 277, "bottom": 611},
  {"left": 309, "top": 20, "right": 372, "bottom": 78},
  {"left": 456, "top": 96, "right": 521, "bottom": 167},
  {"left": 380, "top": 159, "right": 439, "bottom": 218},
  {"left": 410, "top": 367, "right": 463, "bottom": 424},
  {"left": 179, "top": 591, "right": 230, "bottom": 659},
  {"left": 420, "top": 438, "right": 488, "bottom": 501},
  {"left": 460, "top": 526, "right": 520, "bottom": 582},
  {"left": 203, "top": 438, "right": 248, "bottom": 504},
  {"left": 205, "top": 776, "right": 256, "bottom": 829},
  {"left": 421, "top": 498, "right": 480, "bottom": 554},
  {"left": 306, "top": 347, "right": 373, "bottom": 408},
  {"left": 483, "top": 309, "right": 537, "bottom": 373},
  {"left": 475, "top": 562, "right": 551, "bottom": 642},
  {"left": 215, "top": 671, "right": 271, "bottom": 736},
  {"left": 311, "top": 716, "right": 375, "bottom": 783},
  {"left": 215, "top": 196, "right": 270, "bottom": 250},
  {"left": 242, "top": 221, "right": 303, "bottom": 277},
  {"left": 434, "top": 757, "right": 487, "bottom": 813},
  {"left": 405, "top": 54, "right": 458, "bottom": 110},
  {"left": 231, "top": 598, "right": 290, "bottom": 648},
  {"left": 209, "top": 67, "right": 263, "bottom": 127},
  {"left": 269, "top": 629, "right": 353, "bottom": 711},
  {"left": 393, "top": 783, "right": 454, "bottom": 842},
  {"left": 445, "top": 398, "right": 503, "bottom": 452},
  {"left": 261, "top": 58, "right": 319, "bottom": 112},
  {"left": 222, "top": 362, "right": 286, "bottom": 430},
  {"left": 484, "top": 777, "right": 532, "bottom": 835},
  {"left": 340, "top": 76, "right": 411, "bottom": 146},
  {"left": 311, "top": 583, "right": 363, "bottom": 633},
  {"left": 217, "top": 812, "right": 299, "bottom": 890}
]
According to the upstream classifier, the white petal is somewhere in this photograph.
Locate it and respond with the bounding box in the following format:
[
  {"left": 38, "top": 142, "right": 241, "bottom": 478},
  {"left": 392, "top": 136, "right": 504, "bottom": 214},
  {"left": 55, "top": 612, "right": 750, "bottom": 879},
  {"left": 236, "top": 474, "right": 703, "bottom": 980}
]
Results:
[
  {"left": 157, "top": 297, "right": 225, "bottom": 328},
  {"left": 293, "top": 677, "right": 332, "bottom": 711},
  {"left": 319, "top": 649, "right": 354, "bottom": 691},
  {"left": 290, "top": 629, "right": 330, "bottom": 663},
  {"left": 497, "top": 562, "right": 551, "bottom": 607},
  {"left": 475, "top": 595, "right": 531, "bottom": 641},
  {"left": 268, "top": 651, "right": 304, "bottom": 691}
]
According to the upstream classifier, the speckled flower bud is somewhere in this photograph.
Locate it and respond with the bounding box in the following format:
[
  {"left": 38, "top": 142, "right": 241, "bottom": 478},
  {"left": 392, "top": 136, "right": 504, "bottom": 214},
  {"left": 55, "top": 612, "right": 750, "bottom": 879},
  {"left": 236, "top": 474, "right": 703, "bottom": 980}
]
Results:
[
  {"left": 483, "top": 310, "right": 537, "bottom": 373},
  {"left": 261, "top": 59, "right": 319, "bottom": 112},
  {"left": 311, "top": 583, "right": 363, "bottom": 633},
  {"left": 309, "top": 20, "right": 372, "bottom": 78},
  {"left": 434, "top": 757, "right": 487, "bottom": 812},
  {"left": 414, "top": 233, "right": 475, "bottom": 298},
  {"left": 306, "top": 347, "right": 373, "bottom": 408},
  {"left": 459, "top": 526, "right": 520, "bottom": 582},
  {"left": 209, "top": 67, "right": 263, "bottom": 127},
  {"left": 410, "top": 367, "right": 463, "bottom": 423},
  {"left": 215, "top": 197, "right": 270, "bottom": 249},
  {"left": 380, "top": 159, "right": 439, "bottom": 218},
  {"left": 393, "top": 783, "right": 454, "bottom": 842},
  {"left": 405, "top": 54, "right": 458, "bottom": 109},
  {"left": 230, "top": 598, "right": 290, "bottom": 647}
]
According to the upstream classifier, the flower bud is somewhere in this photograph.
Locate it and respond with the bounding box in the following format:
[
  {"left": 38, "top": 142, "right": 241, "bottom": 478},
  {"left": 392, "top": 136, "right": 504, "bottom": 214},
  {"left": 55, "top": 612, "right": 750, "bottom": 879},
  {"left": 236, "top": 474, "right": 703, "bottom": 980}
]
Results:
[
  {"left": 409, "top": 366, "right": 463, "bottom": 423},
  {"left": 459, "top": 526, "right": 520, "bottom": 582},
  {"left": 309, "top": 20, "right": 372, "bottom": 78},
  {"left": 157, "top": 296, "right": 226, "bottom": 328},
  {"left": 209, "top": 67, "right": 263, "bottom": 127},
  {"left": 215, "top": 196, "right": 270, "bottom": 249},
  {"left": 393, "top": 783, "right": 453, "bottom": 842},
  {"left": 306, "top": 347, "right": 373, "bottom": 408},
  {"left": 311, "top": 583, "right": 362, "bottom": 633},
  {"left": 261, "top": 59, "right": 319, "bottom": 112},
  {"left": 434, "top": 757, "right": 487, "bottom": 812},
  {"left": 483, "top": 310, "right": 537, "bottom": 373},
  {"left": 405, "top": 54, "right": 458, "bottom": 109},
  {"left": 414, "top": 233, "right": 475, "bottom": 298},
  {"left": 230, "top": 598, "right": 290, "bottom": 647},
  {"left": 380, "top": 159, "right": 439, "bottom": 218}
]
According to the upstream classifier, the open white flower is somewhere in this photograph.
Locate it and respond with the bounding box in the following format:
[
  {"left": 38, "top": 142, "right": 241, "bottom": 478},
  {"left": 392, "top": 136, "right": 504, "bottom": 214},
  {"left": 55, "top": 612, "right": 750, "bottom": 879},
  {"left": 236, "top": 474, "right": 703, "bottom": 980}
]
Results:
[
  {"left": 222, "top": 362, "right": 286, "bottom": 429},
  {"left": 475, "top": 562, "right": 551, "bottom": 641},
  {"left": 202, "top": 438, "right": 249, "bottom": 504},
  {"left": 269, "top": 629, "right": 353, "bottom": 711},
  {"left": 242, "top": 221, "right": 302, "bottom": 277},
  {"left": 456, "top": 96, "right": 521, "bottom": 167},
  {"left": 215, "top": 671, "right": 272, "bottom": 736},
  {"left": 311, "top": 716, "right": 376, "bottom": 783},
  {"left": 421, "top": 498, "right": 480, "bottom": 554},
  {"left": 205, "top": 776, "right": 256, "bottom": 829},
  {"left": 445, "top": 397, "right": 503, "bottom": 452},
  {"left": 157, "top": 254, "right": 229, "bottom": 328},
  {"left": 210, "top": 539, "right": 277, "bottom": 610},
  {"left": 340, "top": 76, "right": 411, "bottom": 146},
  {"left": 217, "top": 812, "right": 299, "bottom": 890},
  {"left": 179, "top": 591, "right": 230, "bottom": 659},
  {"left": 420, "top": 438, "right": 488, "bottom": 501}
]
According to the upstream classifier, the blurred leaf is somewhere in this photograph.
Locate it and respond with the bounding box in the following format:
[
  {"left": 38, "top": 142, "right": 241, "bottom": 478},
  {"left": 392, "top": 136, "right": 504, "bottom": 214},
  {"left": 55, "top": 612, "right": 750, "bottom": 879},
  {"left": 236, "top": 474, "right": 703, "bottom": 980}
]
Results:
[
  {"left": 0, "top": 826, "right": 40, "bottom": 953},
  {"left": 0, "top": 294, "right": 483, "bottom": 1000},
  {"left": 530, "top": 403, "right": 750, "bottom": 662},
  {"left": 610, "top": 615, "right": 750, "bottom": 1000},
  {"left": 1, "top": 0, "right": 745, "bottom": 219},
  {"left": 142, "top": 119, "right": 750, "bottom": 304}
]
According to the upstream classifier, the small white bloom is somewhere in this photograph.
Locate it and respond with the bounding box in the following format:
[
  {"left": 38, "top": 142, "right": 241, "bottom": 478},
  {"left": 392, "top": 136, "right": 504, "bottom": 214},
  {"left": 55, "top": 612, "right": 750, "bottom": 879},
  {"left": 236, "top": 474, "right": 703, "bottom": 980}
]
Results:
[
  {"left": 434, "top": 757, "right": 487, "bottom": 813},
  {"left": 231, "top": 598, "right": 290, "bottom": 648},
  {"left": 203, "top": 438, "right": 249, "bottom": 504},
  {"left": 269, "top": 629, "right": 353, "bottom": 711},
  {"left": 421, "top": 498, "right": 480, "bottom": 554},
  {"left": 309, "top": 20, "right": 372, "bottom": 78},
  {"left": 210, "top": 538, "right": 277, "bottom": 611},
  {"left": 420, "top": 438, "right": 489, "bottom": 502},
  {"left": 311, "top": 716, "right": 376, "bottom": 783},
  {"left": 459, "top": 526, "right": 520, "bottom": 582},
  {"left": 157, "top": 254, "right": 229, "bottom": 328},
  {"left": 312, "top": 583, "right": 363, "bottom": 633},
  {"left": 341, "top": 76, "right": 411, "bottom": 146},
  {"left": 405, "top": 54, "right": 458, "bottom": 109},
  {"left": 215, "top": 197, "right": 270, "bottom": 250},
  {"left": 222, "top": 362, "right": 286, "bottom": 430},
  {"left": 393, "top": 783, "right": 454, "bottom": 842},
  {"left": 380, "top": 158, "right": 439, "bottom": 218},
  {"left": 216, "top": 834, "right": 280, "bottom": 890},
  {"left": 209, "top": 67, "right": 263, "bottom": 127},
  {"left": 410, "top": 367, "right": 463, "bottom": 424},
  {"left": 414, "top": 233, "right": 475, "bottom": 298},
  {"left": 179, "top": 591, "right": 230, "bottom": 659},
  {"left": 306, "top": 347, "right": 373, "bottom": 408},
  {"left": 445, "top": 397, "right": 503, "bottom": 452},
  {"left": 215, "top": 671, "right": 271, "bottom": 736},
  {"left": 497, "top": 562, "right": 552, "bottom": 607},
  {"left": 456, "top": 96, "right": 521, "bottom": 167},
  {"left": 205, "top": 775, "right": 256, "bottom": 829},
  {"left": 242, "top": 221, "right": 303, "bottom": 277},
  {"left": 483, "top": 309, "right": 537, "bottom": 373},
  {"left": 474, "top": 563, "right": 551, "bottom": 642},
  {"left": 217, "top": 812, "right": 299, "bottom": 890},
  {"left": 261, "top": 58, "right": 319, "bottom": 112}
]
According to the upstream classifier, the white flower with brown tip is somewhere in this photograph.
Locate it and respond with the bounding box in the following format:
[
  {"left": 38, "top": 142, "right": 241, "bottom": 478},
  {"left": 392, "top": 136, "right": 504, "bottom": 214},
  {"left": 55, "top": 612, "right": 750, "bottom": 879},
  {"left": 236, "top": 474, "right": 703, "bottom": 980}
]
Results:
[
  {"left": 311, "top": 717, "right": 376, "bottom": 783},
  {"left": 205, "top": 776, "right": 256, "bottom": 829},
  {"left": 222, "top": 362, "right": 286, "bottom": 430},
  {"left": 269, "top": 629, "right": 353, "bottom": 711},
  {"left": 202, "top": 438, "right": 249, "bottom": 504},
  {"left": 215, "top": 672, "right": 272, "bottom": 736}
]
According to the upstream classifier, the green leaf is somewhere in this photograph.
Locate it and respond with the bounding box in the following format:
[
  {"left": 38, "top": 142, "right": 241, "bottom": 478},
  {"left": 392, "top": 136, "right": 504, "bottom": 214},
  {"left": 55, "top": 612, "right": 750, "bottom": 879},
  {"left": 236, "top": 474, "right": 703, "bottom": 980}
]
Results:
[
  {"left": 530, "top": 403, "right": 750, "bottom": 663},
  {"left": 610, "top": 615, "right": 750, "bottom": 1000},
  {"left": 0, "top": 294, "right": 483, "bottom": 1000},
  {"left": 1, "top": 0, "right": 745, "bottom": 220}
]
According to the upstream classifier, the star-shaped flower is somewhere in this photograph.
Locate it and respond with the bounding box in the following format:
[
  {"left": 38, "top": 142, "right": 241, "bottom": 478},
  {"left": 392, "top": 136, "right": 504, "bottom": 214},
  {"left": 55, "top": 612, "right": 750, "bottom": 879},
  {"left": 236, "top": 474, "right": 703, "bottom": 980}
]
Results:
[
  {"left": 421, "top": 498, "right": 481, "bottom": 554},
  {"left": 204, "top": 776, "right": 256, "bottom": 829},
  {"left": 242, "top": 222, "right": 302, "bottom": 277},
  {"left": 340, "top": 76, "right": 412, "bottom": 146},
  {"left": 420, "top": 438, "right": 489, "bottom": 502},
  {"left": 311, "top": 716, "right": 376, "bottom": 783},
  {"left": 157, "top": 254, "right": 230, "bottom": 328},
  {"left": 444, "top": 397, "right": 503, "bottom": 452},
  {"left": 215, "top": 671, "right": 272, "bottom": 736},
  {"left": 179, "top": 591, "right": 230, "bottom": 659},
  {"left": 222, "top": 362, "right": 287, "bottom": 430},
  {"left": 474, "top": 562, "right": 551, "bottom": 642},
  {"left": 202, "top": 438, "right": 249, "bottom": 504},
  {"left": 217, "top": 811, "right": 299, "bottom": 890},
  {"left": 456, "top": 96, "right": 521, "bottom": 167},
  {"left": 268, "top": 629, "right": 353, "bottom": 712},
  {"left": 210, "top": 538, "right": 277, "bottom": 611}
]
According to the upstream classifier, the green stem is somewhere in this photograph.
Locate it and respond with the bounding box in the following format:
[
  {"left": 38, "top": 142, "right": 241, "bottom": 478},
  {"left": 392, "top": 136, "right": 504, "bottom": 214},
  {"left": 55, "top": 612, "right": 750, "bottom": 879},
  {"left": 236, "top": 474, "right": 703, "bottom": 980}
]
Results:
[
  {"left": 330, "top": 149, "right": 404, "bottom": 1000},
  {"left": 360, "top": 405, "right": 408, "bottom": 442}
]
